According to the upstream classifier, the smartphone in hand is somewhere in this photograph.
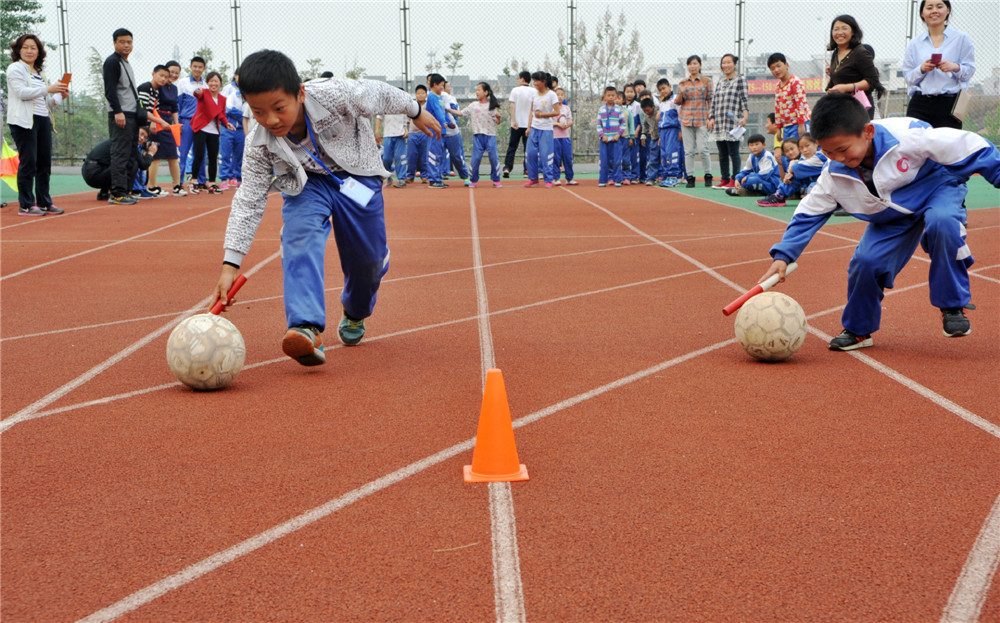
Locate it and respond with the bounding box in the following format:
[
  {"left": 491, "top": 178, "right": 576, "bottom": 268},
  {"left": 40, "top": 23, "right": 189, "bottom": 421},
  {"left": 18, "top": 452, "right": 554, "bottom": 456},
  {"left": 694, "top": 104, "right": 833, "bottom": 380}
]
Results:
[{"left": 930, "top": 53, "right": 942, "bottom": 65}]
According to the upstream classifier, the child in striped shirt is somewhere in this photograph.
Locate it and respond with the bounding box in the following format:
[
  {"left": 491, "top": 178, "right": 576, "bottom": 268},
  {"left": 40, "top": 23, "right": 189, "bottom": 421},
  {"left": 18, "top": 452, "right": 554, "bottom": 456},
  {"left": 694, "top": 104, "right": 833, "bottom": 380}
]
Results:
[{"left": 597, "top": 86, "right": 626, "bottom": 187}]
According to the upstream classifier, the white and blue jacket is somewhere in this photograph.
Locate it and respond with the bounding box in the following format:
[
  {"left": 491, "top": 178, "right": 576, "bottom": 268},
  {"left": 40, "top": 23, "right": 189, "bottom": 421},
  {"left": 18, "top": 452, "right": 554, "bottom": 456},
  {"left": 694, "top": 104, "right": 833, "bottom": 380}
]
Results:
[{"left": 771, "top": 118, "right": 1000, "bottom": 263}]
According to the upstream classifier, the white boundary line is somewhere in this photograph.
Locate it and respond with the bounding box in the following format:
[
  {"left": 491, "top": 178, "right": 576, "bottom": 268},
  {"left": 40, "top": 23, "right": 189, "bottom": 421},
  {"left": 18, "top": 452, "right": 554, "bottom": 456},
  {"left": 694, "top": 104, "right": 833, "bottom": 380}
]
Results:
[
  {"left": 0, "top": 205, "right": 232, "bottom": 281},
  {"left": 469, "top": 189, "right": 527, "bottom": 623},
  {"left": 0, "top": 252, "right": 280, "bottom": 434}
]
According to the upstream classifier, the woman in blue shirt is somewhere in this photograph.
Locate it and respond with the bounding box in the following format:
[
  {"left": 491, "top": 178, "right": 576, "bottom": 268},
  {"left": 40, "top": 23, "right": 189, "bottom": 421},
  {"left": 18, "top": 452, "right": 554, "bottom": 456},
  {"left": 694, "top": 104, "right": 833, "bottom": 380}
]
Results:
[{"left": 902, "top": 0, "right": 975, "bottom": 129}]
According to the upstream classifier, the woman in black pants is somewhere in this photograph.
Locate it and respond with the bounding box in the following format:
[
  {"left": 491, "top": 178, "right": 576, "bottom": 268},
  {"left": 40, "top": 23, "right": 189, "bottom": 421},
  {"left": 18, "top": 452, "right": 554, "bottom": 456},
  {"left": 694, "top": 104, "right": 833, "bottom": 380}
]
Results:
[
  {"left": 902, "top": 0, "right": 976, "bottom": 129},
  {"left": 707, "top": 54, "right": 748, "bottom": 190}
]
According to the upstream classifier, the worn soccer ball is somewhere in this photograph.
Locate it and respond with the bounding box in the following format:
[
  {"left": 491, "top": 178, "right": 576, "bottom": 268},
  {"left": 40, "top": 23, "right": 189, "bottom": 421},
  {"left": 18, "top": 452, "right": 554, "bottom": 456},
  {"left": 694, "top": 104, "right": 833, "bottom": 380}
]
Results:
[
  {"left": 166, "top": 314, "right": 246, "bottom": 390},
  {"left": 734, "top": 292, "right": 807, "bottom": 362}
]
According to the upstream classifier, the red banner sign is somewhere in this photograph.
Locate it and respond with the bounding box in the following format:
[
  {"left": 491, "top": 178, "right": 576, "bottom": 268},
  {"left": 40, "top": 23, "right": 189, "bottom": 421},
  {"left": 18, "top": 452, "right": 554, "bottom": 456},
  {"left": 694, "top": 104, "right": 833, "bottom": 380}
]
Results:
[{"left": 747, "top": 77, "right": 827, "bottom": 95}]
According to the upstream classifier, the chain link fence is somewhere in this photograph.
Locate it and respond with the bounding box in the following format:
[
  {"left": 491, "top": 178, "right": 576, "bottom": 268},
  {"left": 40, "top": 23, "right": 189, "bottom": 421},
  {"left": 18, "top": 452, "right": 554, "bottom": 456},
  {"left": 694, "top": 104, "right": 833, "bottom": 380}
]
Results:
[{"left": 7, "top": 0, "right": 999, "bottom": 165}]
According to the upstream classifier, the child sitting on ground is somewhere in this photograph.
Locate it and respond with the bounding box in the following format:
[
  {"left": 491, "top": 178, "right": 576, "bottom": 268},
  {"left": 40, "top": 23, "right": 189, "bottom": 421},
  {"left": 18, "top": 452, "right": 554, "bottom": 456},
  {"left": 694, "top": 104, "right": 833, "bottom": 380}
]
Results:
[
  {"left": 759, "top": 93, "right": 1000, "bottom": 350},
  {"left": 728, "top": 133, "right": 780, "bottom": 196},
  {"left": 758, "top": 133, "right": 828, "bottom": 206},
  {"left": 778, "top": 136, "right": 800, "bottom": 179}
]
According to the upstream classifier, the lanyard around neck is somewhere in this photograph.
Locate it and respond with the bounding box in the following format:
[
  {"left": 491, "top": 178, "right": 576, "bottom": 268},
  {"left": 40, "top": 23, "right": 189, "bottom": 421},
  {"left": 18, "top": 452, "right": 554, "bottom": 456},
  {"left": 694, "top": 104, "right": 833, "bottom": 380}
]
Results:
[{"left": 286, "top": 114, "right": 343, "bottom": 188}]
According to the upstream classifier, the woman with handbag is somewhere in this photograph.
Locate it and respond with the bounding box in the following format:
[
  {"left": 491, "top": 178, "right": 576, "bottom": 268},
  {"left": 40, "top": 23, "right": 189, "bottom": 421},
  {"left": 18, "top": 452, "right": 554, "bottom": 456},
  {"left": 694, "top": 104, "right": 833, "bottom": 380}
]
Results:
[
  {"left": 6, "top": 34, "right": 68, "bottom": 216},
  {"left": 824, "top": 15, "right": 885, "bottom": 121},
  {"left": 902, "top": 0, "right": 975, "bottom": 129}
]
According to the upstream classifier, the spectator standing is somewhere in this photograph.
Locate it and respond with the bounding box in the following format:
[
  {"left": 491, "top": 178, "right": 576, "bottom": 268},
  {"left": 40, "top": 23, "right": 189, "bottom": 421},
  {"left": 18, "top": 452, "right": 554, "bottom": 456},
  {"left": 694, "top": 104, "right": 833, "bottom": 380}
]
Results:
[
  {"left": 707, "top": 54, "right": 749, "bottom": 190},
  {"left": 825, "top": 15, "right": 886, "bottom": 121},
  {"left": 768, "top": 53, "right": 811, "bottom": 141},
  {"left": 176, "top": 57, "right": 208, "bottom": 189},
  {"left": 102, "top": 28, "right": 141, "bottom": 205},
  {"left": 137, "top": 64, "right": 177, "bottom": 197},
  {"left": 219, "top": 71, "right": 245, "bottom": 189},
  {"left": 188, "top": 71, "right": 235, "bottom": 194},
  {"left": 902, "top": 0, "right": 976, "bottom": 129},
  {"left": 674, "top": 55, "right": 713, "bottom": 188},
  {"left": 504, "top": 70, "right": 534, "bottom": 178},
  {"left": 6, "top": 34, "right": 68, "bottom": 215}
]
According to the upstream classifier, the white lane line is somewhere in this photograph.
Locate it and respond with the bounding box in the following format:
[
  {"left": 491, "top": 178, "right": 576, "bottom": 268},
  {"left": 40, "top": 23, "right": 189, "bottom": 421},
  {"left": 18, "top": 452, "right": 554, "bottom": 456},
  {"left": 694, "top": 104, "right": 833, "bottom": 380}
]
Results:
[
  {"left": 571, "top": 187, "right": 1000, "bottom": 622},
  {"left": 469, "top": 189, "right": 527, "bottom": 623},
  {"left": 941, "top": 491, "right": 1000, "bottom": 623},
  {"left": 74, "top": 338, "right": 733, "bottom": 623},
  {"left": 1, "top": 205, "right": 231, "bottom": 281},
  {"left": 0, "top": 253, "right": 280, "bottom": 434}
]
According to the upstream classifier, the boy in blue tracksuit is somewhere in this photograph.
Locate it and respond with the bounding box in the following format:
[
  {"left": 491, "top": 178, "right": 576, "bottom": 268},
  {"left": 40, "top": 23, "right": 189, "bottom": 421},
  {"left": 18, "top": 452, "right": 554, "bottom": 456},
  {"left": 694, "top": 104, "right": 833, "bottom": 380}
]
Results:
[
  {"left": 730, "top": 134, "right": 781, "bottom": 196},
  {"left": 638, "top": 98, "right": 660, "bottom": 185},
  {"left": 405, "top": 85, "right": 430, "bottom": 183},
  {"left": 219, "top": 73, "right": 245, "bottom": 187},
  {"left": 760, "top": 93, "right": 1000, "bottom": 350},
  {"left": 596, "top": 86, "right": 625, "bottom": 187},
  {"left": 758, "top": 133, "right": 828, "bottom": 206},
  {"left": 442, "top": 81, "right": 470, "bottom": 187},
  {"left": 656, "top": 79, "right": 682, "bottom": 187},
  {"left": 176, "top": 56, "right": 207, "bottom": 187},
  {"left": 424, "top": 74, "right": 449, "bottom": 187}
]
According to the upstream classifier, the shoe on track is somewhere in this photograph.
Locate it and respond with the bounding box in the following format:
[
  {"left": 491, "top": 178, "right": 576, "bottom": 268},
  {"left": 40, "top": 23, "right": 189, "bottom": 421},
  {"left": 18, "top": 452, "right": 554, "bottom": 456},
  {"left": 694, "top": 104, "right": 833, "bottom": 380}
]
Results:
[
  {"left": 282, "top": 326, "right": 326, "bottom": 366},
  {"left": 828, "top": 329, "right": 873, "bottom": 351},
  {"left": 338, "top": 313, "right": 366, "bottom": 346},
  {"left": 757, "top": 194, "right": 787, "bottom": 207},
  {"left": 18, "top": 205, "right": 47, "bottom": 216},
  {"left": 941, "top": 308, "right": 971, "bottom": 337}
]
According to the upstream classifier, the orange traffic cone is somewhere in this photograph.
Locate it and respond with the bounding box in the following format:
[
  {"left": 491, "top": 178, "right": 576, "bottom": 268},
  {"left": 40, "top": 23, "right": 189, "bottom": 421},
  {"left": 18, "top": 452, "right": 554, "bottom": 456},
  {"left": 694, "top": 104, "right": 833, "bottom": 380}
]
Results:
[{"left": 464, "top": 369, "right": 529, "bottom": 483}]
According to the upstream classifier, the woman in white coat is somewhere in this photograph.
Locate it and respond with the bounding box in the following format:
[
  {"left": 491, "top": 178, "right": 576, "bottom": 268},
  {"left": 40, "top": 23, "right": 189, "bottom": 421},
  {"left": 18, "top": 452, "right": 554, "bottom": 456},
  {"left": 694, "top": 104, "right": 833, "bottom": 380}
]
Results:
[{"left": 7, "top": 34, "right": 68, "bottom": 216}]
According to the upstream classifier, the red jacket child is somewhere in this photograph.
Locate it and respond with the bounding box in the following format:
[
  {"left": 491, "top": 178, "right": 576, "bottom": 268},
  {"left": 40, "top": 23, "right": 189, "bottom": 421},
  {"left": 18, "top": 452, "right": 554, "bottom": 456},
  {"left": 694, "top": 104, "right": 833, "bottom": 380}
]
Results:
[{"left": 191, "top": 89, "right": 228, "bottom": 132}]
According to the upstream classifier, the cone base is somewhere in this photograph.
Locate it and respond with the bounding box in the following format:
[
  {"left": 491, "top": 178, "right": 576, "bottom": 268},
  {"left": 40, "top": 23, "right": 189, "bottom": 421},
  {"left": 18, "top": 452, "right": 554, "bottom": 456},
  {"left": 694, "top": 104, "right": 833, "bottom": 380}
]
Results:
[{"left": 463, "top": 464, "right": 529, "bottom": 483}]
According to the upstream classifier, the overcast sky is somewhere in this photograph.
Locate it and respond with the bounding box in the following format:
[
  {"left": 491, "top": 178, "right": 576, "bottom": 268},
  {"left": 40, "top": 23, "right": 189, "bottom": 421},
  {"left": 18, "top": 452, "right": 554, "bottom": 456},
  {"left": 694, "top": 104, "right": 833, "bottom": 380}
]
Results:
[{"left": 38, "top": 1, "right": 999, "bottom": 90}]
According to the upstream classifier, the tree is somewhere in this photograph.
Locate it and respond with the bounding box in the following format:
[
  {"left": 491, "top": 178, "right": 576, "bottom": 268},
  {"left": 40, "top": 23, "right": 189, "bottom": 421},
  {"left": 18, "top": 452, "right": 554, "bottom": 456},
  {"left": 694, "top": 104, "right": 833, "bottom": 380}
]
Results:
[
  {"left": 85, "top": 46, "right": 106, "bottom": 98},
  {"left": 559, "top": 8, "right": 644, "bottom": 101},
  {"left": 301, "top": 58, "right": 324, "bottom": 81},
  {"left": 344, "top": 56, "right": 366, "bottom": 80},
  {"left": 1, "top": 0, "right": 45, "bottom": 80},
  {"left": 442, "top": 42, "right": 464, "bottom": 75}
]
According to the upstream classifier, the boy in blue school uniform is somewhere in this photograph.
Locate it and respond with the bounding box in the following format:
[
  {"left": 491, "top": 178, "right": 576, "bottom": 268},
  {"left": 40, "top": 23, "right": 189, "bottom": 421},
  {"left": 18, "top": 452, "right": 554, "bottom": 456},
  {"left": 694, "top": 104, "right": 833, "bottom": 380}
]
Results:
[
  {"left": 219, "top": 71, "right": 245, "bottom": 189},
  {"left": 596, "top": 86, "right": 625, "bottom": 187},
  {"left": 759, "top": 93, "right": 1000, "bottom": 350},
  {"left": 656, "top": 79, "right": 682, "bottom": 187},
  {"left": 424, "top": 74, "right": 450, "bottom": 188},
  {"left": 729, "top": 133, "right": 781, "bottom": 196},
  {"left": 176, "top": 56, "right": 208, "bottom": 189},
  {"left": 405, "top": 85, "right": 430, "bottom": 183},
  {"left": 212, "top": 50, "right": 440, "bottom": 366},
  {"left": 758, "top": 133, "right": 828, "bottom": 207}
]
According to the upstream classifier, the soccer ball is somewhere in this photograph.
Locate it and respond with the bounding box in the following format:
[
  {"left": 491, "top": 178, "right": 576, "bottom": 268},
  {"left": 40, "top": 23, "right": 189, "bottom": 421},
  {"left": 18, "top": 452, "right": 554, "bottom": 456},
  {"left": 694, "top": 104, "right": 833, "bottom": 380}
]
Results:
[
  {"left": 166, "top": 314, "right": 246, "bottom": 390},
  {"left": 734, "top": 292, "right": 807, "bottom": 362}
]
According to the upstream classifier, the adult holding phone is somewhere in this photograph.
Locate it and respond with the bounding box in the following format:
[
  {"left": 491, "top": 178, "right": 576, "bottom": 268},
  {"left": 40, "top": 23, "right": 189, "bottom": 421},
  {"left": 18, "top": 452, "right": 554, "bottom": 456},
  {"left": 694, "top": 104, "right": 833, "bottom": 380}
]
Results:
[
  {"left": 824, "top": 15, "right": 885, "bottom": 120},
  {"left": 6, "top": 34, "right": 68, "bottom": 216},
  {"left": 902, "top": 0, "right": 975, "bottom": 128}
]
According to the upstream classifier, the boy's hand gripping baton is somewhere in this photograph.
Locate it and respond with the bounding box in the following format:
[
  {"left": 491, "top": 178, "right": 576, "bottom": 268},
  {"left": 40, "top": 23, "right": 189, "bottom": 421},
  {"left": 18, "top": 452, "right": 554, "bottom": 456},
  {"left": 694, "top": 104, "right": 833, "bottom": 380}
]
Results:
[
  {"left": 722, "top": 262, "right": 798, "bottom": 316},
  {"left": 210, "top": 274, "right": 247, "bottom": 315}
]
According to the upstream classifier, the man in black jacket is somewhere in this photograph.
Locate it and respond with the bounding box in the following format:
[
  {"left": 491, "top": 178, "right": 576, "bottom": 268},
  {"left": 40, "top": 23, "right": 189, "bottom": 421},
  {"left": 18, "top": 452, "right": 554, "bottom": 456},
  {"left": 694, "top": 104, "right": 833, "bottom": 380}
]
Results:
[
  {"left": 102, "top": 28, "right": 141, "bottom": 205},
  {"left": 82, "top": 126, "right": 157, "bottom": 200}
]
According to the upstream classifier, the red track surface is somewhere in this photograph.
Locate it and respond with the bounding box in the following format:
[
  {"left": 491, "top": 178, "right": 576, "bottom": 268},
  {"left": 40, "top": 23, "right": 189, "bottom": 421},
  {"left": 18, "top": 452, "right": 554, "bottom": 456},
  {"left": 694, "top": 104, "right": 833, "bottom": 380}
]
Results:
[{"left": 2, "top": 182, "right": 998, "bottom": 622}]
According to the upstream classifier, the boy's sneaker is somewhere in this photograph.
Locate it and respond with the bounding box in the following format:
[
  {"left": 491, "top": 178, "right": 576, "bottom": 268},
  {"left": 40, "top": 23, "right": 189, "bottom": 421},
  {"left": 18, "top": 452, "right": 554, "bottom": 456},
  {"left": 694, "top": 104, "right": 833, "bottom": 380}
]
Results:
[
  {"left": 566, "top": 180, "right": 578, "bottom": 185},
  {"left": 231, "top": 179, "right": 241, "bottom": 188},
  {"left": 645, "top": 180, "right": 654, "bottom": 186},
  {"left": 109, "top": 194, "right": 138, "bottom": 205},
  {"left": 137, "top": 189, "right": 158, "bottom": 199},
  {"left": 393, "top": 181, "right": 407, "bottom": 188},
  {"left": 713, "top": 180, "right": 735, "bottom": 190},
  {"left": 757, "top": 194, "right": 786, "bottom": 207},
  {"left": 598, "top": 183, "right": 607, "bottom": 188},
  {"left": 704, "top": 174, "right": 713, "bottom": 187},
  {"left": 544, "top": 182, "right": 553, "bottom": 188},
  {"left": 18, "top": 205, "right": 47, "bottom": 216},
  {"left": 553, "top": 180, "right": 561, "bottom": 186},
  {"left": 614, "top": 182, "right": 622, "bottom": 187},
  {"left": 172, "top": 184, "right": 188, "bottom": 196},
  {"left": 524, "top": 180, "right": 539, "bottom": 187},
  {"left": 493, "top": 181, "right": 502, "bottom": 188},
  {"left": 828, "top": 329, "right": 873, "bottom": 351},
  {"left": 282, "top": 325, "right": 326, "bottom": 366},
  {"left": 468, "top": 182, "right": 477, "bottom": 188},
  {"left": 941, "top": 308, "right": 971, "bottom": 337},
  {"left": 219, "top": 182, "right": 230, "bottom": 191},
  {"left": 622, "top": 179, "right": 631, "bottom": 186},
  {"left": 463, "top": 179, "right": 471, "bottom": 187},
  {"left": 40, "top": 205, "right": 65, "bottom": 215},
  {"left": 502, "top": 169, "right": 510, "bottom": 178},
  {"left": 338, "top": 313, "right": 366, "bottom": 346},
  {"left": 685, "top": 176, "right": 696, "bottom": 188},
  {"left": 429, "top": 182, "right": 448, "bottom": 188},
  {"left": 146, "top": 186, "right": 163, "bottom": 196}
]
